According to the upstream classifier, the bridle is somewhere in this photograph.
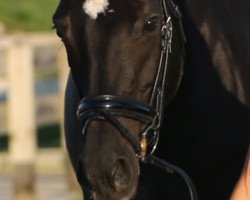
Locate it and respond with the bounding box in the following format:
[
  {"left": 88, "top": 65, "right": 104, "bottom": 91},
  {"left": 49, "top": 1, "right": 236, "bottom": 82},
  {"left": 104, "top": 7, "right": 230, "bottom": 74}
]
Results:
[
  {"left": 76, "top": 0, "right": 198, "bottom": 200},
  {"left": 77, "top": 0, "right": 184, "bottom": 160}
]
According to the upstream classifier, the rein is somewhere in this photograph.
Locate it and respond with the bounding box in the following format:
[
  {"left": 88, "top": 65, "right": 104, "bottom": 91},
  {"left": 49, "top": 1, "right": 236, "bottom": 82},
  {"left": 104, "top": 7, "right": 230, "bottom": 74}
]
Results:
[{"left": 75, "top": 0, "right": 198, "bottom": 199}]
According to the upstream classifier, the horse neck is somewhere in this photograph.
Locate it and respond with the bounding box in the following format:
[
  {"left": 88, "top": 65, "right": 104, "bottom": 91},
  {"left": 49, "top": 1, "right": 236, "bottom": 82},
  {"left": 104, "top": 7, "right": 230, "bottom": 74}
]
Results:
[{"left": 180, "top": 0, "right": 250, "bottom": 109}]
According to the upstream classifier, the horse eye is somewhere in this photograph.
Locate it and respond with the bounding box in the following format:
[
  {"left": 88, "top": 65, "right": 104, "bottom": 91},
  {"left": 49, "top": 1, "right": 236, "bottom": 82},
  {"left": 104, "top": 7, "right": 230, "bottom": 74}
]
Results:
[{"left": 144, "top": 16, "right": 160, "bottom": 32}]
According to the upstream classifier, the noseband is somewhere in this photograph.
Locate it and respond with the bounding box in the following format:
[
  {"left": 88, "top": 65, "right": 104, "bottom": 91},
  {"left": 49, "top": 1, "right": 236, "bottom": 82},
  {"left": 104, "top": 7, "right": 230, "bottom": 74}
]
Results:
[{"left": 76, "top": 0, "right": 198, "bottom": 200}]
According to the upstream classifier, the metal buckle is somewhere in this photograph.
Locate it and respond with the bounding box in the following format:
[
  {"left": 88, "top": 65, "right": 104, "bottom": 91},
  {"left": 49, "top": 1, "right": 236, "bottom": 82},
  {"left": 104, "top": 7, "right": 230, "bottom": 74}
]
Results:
[{"left": 161, "top": 16, "right": 173, "bottom": 53}]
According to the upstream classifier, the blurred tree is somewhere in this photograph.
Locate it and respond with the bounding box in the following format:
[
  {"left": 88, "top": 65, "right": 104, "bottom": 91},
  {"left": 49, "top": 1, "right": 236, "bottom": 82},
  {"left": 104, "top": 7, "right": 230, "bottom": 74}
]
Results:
[{"left": 0, "top": 0, "right": 58, "bottom": 32}]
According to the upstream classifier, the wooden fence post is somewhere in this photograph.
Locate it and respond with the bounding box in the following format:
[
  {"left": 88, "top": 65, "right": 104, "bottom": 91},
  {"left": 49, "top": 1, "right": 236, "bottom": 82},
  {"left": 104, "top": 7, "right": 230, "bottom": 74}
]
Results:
[{"left": 7, "top": 38, "right": 36, "bottom": 200}]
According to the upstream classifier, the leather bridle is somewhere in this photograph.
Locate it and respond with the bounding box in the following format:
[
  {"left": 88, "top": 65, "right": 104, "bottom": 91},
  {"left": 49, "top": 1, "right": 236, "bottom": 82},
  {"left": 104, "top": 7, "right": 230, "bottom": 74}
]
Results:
[{"left": 76, "top": 0, "right": 198, "bottom": 200}]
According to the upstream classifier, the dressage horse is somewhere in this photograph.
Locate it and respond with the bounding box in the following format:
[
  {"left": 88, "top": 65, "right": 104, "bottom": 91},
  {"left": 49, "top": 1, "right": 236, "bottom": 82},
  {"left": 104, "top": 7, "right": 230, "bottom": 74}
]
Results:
[{"left": 53, "top": 0, "right": 250, "bottom": 199}]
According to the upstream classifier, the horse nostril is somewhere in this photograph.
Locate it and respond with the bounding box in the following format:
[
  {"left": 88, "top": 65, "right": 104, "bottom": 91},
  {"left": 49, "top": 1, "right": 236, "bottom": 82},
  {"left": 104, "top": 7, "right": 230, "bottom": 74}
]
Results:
[{"left": 110, "top": 158, "right": 132, "bottom": 191}]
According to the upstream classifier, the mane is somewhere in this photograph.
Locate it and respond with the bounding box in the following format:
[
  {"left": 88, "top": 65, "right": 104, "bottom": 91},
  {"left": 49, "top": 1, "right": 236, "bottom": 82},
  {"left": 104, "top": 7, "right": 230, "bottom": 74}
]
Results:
[{"left": 83, "top": 0, "right": 109, "bottom": 19}]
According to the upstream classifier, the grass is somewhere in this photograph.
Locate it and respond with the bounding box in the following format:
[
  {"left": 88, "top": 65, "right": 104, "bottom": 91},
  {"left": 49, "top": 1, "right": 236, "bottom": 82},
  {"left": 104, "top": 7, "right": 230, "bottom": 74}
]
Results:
[{"left": 0, "top": 0, "right": 59, "bottom": 32}]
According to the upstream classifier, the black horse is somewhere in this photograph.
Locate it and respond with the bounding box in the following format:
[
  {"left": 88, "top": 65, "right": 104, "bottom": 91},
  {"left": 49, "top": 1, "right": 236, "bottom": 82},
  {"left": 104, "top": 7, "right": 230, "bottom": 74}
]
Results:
[{"left": 53, "top": 0, "right": 250, "bottom": 200}]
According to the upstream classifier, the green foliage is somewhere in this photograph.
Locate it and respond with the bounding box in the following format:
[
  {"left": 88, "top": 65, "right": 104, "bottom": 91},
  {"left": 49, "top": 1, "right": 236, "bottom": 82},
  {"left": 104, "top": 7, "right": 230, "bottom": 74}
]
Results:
[
  {"left": 0, "top": 134, "right": 8, "bottom": 152},
  {"left": 72, "top": 195, "right": 83, "bottom": 200},
  {"left": 0, "top": 0, "right": 59, "bottom": 32},
  {"left": 37, "top": 123, "right": 61, "bottom": 148}
]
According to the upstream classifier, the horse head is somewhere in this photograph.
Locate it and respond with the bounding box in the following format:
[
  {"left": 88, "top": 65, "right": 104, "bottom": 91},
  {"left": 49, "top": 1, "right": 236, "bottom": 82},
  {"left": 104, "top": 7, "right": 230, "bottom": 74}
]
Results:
[{"left": 53, "top": 0, "right": 185, "bottom": 199}]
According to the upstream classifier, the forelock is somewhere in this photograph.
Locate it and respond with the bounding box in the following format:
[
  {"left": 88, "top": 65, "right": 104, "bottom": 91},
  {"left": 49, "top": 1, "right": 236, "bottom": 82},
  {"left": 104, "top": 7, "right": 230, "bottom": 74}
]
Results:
[{"left": 83, "top": 0, "right": 109, "bottom": 19}]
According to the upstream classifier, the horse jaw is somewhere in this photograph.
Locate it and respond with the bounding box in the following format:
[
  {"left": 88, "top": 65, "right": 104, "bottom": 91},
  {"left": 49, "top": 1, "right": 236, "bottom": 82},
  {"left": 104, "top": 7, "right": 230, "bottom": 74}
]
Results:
[{"left": 83, "top": 0, "right": 109, "bottom": 19}]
